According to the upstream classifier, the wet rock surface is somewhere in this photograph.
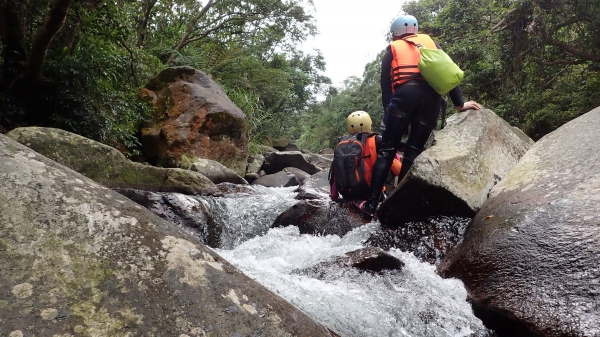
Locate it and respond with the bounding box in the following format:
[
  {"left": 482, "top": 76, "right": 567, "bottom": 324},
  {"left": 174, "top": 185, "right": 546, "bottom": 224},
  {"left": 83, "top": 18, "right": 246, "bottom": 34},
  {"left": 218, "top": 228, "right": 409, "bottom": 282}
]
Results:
[
  {"left": 440, "top": 107, "right": 600, "bottom": 337},
  {"left": 294, "top": 247, "right": 404, "bottom": 278},
  {"left": 367, "top": 216, "right": 471, "bottom": 266},
  {"left": 378, "top": 108, "right": 531, "bottom": 227},
  {"left": 115, "top": 188, "right": 222, "bottom": 248},
  {"left": 271, "top": 200, "right": 369, "bottom": 237},
  {"left": 0, "top": 134, "right": 336, "bottom": 336},
  {"left": 294, "top": 169, "right": 331, "bottom": 200},
  {"left": 251, "top": 170, "right": 299, "bottom": 187}
]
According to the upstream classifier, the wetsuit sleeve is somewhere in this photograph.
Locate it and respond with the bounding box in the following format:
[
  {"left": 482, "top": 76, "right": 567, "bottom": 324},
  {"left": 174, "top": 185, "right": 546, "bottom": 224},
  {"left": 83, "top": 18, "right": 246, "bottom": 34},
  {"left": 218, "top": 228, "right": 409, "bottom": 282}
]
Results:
[
  {"left": 381, "top": 47, "right": 393, "bottom": 111},
  {"left": 448, "top": 85, "right": 465, "bottom": 108},
  {"left": 435, "top": 42, "right": 465, "bottom": 107}
]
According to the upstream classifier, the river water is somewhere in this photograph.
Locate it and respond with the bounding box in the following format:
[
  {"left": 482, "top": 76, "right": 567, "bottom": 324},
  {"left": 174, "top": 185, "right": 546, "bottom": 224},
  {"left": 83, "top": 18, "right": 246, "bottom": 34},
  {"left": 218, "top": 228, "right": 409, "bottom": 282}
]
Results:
[{"left": 199, "top": 186, "right": 490, "bottom": 337}]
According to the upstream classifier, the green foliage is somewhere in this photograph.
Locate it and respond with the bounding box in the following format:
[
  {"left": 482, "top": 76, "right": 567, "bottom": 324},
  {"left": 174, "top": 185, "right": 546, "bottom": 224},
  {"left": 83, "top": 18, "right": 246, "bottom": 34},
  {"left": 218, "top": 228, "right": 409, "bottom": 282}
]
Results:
[
  {"left": 45, "top": 43, "right": 156, "bottom": 154},
  {"left": 226, "top": 88, "right": 276, "bottom": 154},
  {"left": 402, "top": 0, "right": 600, "bottom": 139},
  {"left": 0, "top": 0, "right": 328, "bottom": 157},
  {"left": 296, "top": 51, "right": 387, "bottom": 153}
]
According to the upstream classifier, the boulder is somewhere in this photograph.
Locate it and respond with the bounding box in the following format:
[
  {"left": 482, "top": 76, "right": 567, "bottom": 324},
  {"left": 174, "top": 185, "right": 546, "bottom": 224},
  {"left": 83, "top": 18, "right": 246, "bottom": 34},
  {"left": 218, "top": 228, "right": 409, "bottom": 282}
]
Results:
[
  {"left": 366, "top": 216, "right": 471, "bottom": 265},
  {"left": 6, "top": 127, "right": 215, "bottom": 194},
  {"left": 0, "top": 134, "right": 336, "bottom": 336},
  {"left": 295, "top": 169, "right": 331, "bottom": 200},
  {"left": 262, "top": 151, "right": 324, "bottom": 175},
  {"left": 272, "top": 200, "right": 369, "bottom": 236},
  {"left": 284, "top": 142, "right": 300, "bottom": 151},
  {"left": 304, "top": 152, "right": 333, "bottom": 170},
  {"left": 270, "top": 136, "right": 289, "bottom": 151},
  {"left": 116, "top": 189, "right": 221, "bottom": 248},
  {"left": 294, "top": 247, "right": 404, "bottom": 278},
  {"left": 511, "top": 126, "right": 534, "bottom": 145},
  {"left": 251, "top": 170, "right": 298, "bottom": 188},
  {"left": 139, "top": 66, "right": 248, "bottom": 176},
  {"left": 187, "top": 158, "right": 248, "bottom": 185},
  {"left": 439, "top": 107, "right": 600, "bottom": 337},
  {"left": 245, "top": 153, "right": 264, "bottom": 183},
  {"left": 283, "top": 167, "right": 310, "bottom": 185},
  {"left": 378, "top": 108, "right": 532, "bottom": 227}
]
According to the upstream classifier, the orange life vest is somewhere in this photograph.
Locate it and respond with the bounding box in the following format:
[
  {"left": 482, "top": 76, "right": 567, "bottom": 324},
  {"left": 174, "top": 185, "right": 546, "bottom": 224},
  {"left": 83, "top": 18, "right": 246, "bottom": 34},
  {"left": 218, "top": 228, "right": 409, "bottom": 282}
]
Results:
[
  {"left": 364, "top": 135, "right": 402, "bottom": 184},
  {"left": 390, "top": 34, "right": 438, "bottom": 90}
]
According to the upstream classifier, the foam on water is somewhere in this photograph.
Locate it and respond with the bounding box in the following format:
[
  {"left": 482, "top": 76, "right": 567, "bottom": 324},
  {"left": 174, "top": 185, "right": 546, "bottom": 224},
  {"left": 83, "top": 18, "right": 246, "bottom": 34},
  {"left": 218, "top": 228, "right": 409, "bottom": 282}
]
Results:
[{"left": 211, "top": 187, "right": 489, "bottom": 337}]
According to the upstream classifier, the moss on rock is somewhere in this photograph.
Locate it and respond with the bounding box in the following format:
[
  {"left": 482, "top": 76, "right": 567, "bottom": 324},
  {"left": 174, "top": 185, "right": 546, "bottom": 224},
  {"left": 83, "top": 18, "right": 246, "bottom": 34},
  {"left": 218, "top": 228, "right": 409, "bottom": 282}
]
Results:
[{"left": 6, "top": 127, "right": 215, "bottom": 194}]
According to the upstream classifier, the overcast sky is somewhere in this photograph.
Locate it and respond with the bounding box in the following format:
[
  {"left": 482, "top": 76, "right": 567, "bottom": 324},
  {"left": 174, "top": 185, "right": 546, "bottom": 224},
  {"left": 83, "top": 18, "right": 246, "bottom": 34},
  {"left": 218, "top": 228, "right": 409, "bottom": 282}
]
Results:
[{"left": 302, "top": 0, "right": 406, "bottom": 88}]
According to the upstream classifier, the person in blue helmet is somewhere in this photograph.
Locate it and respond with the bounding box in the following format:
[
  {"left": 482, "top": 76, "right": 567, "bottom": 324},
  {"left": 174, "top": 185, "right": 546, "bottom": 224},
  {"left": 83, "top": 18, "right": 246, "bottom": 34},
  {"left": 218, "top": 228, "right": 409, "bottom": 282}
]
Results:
[{"left": 353, "top": 14, "right": 481, "bottom": 219}]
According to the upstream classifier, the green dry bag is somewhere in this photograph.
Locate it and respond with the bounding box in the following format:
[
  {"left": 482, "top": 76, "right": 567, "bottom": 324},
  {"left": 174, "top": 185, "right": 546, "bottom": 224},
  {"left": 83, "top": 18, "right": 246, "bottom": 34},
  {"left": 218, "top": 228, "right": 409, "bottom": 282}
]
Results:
[{"left": 404, "top": 39, "right": 464, "bottom": 95}]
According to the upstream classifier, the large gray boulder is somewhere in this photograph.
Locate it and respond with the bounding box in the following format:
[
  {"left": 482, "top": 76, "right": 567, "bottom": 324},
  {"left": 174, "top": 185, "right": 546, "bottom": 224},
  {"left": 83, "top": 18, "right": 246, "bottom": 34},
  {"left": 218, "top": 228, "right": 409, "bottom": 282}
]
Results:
[
  {"left": 244, "top": 153, "right": 264, "bottom": 183},
  {"left": 304, "top": 152, "right": 333, "bottom": 170},
  {"left": 262, "top": 151, "right": 327, "bottom": 175},
  {"left": 7, "top": 127, "right": 216, "bottom": 194},
  {"left": 251, "top": 170, "right": 299, "bottom": 188},
  {"left": 439, "top": 107, "right": 600, "bottom": 336},
  {"left": 378, "top": 108, "right": 532, "bottom": 227},
  {"left": 0, "top": 134, "right": 336, "bottom": 336},
  {"left": 295, "top": 169, "right": 331, "bottom": 200},
  {"left": 187, "top": 158, "right": 248, "bottom": 185}
]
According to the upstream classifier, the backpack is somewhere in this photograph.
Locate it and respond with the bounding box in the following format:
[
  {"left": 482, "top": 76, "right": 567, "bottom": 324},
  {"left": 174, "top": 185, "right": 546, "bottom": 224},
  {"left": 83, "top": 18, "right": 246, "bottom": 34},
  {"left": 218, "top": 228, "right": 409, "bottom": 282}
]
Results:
[
  {"left": 402, "top": 38, "right": 464, "bottom": 95},
  {"left": 330, "top": 133, "right": 375, "bottom": 200}
]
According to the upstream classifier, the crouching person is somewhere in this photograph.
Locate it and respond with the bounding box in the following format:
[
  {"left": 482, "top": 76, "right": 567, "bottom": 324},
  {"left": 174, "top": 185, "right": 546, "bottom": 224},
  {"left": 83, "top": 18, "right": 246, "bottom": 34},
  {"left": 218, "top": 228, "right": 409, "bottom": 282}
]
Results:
[{"left": 329, "top": 111, "right": 402, "bottom": 220}]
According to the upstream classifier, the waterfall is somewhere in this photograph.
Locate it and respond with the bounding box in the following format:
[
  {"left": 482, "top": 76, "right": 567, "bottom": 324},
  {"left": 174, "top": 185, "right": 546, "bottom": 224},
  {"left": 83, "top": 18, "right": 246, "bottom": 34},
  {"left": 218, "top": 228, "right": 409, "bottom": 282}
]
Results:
[{"left": 200, "top": 186, "right": 490, "bottom": 336}]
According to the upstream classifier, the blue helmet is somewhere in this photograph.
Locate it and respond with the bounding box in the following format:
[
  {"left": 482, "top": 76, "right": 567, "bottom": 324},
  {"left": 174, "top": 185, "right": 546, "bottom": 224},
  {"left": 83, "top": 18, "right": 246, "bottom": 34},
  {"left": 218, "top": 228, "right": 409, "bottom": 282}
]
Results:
[{"left": 390, "top": 15, "right": 418, "bottom": 37}]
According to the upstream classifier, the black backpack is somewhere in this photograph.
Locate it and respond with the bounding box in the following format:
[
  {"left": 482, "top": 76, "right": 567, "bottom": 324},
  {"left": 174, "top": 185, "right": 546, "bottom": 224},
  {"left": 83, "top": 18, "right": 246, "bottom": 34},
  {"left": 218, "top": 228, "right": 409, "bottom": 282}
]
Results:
[{"left": 330, "top": 132, "right": 375, "bottom": 200}]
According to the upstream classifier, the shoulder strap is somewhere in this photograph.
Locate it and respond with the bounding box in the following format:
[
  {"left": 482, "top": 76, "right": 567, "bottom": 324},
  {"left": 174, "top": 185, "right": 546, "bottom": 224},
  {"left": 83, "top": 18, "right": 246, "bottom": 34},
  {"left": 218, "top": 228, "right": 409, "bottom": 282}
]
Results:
[
  {"left": 401, "top": 38, "right": 423, "bottom": 49},
  {"left": 364, "top": 133, "right": 378, "bottom": 158}
]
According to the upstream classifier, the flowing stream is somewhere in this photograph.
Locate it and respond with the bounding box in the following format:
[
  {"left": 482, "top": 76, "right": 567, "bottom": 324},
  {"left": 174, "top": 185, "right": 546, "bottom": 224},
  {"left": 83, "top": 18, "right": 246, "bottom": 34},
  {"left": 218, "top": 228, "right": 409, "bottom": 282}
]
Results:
[{"left": 197, "top": 186, "right": 490, "bottom": 337}]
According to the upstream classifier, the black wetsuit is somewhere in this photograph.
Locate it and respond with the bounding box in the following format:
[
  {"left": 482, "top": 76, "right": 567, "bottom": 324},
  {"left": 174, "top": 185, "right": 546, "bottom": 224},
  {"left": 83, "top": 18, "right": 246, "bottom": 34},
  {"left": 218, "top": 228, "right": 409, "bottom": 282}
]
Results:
[{"left": 365, "top": 40, "right": 466, "bottom": 207}]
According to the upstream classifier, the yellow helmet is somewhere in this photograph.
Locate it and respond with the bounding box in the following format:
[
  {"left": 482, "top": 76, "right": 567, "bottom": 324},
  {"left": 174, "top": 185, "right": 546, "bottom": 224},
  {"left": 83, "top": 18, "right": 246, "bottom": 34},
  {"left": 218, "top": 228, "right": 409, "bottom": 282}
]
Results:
[{"left": 346, "top": 111, "right": 372, "bottom": 134}]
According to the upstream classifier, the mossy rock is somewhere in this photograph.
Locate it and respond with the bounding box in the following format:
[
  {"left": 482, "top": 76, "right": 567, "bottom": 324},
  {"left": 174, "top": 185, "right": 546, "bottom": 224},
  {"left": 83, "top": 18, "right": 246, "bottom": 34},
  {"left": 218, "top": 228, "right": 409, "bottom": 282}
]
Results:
[{"left": 7, "top": 127, "right": 215, "bottom": 194}]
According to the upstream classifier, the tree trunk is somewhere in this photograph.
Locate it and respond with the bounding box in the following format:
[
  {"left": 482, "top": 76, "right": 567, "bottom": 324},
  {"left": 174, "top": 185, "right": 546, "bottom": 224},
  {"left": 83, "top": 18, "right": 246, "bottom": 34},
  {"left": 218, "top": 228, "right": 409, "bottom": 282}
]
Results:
[
  {"left": 23, "top": 0, "right": 72, "bottom": 83},
  {"left": 0, "top": 0, "right": 27, "bottom": 87},
  {"left": 166, "top": 0, "right": 219, "bottom": 65},
  {"left": 136, "top": 0, "right": 158, "bottom": 48}
]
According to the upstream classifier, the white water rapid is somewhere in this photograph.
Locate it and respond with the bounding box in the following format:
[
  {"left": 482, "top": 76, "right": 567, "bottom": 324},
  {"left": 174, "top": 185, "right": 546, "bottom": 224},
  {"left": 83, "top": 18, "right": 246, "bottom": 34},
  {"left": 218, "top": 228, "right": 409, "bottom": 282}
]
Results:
[{"left": 205, "top": 186, "right": 490, "bottom": 337}]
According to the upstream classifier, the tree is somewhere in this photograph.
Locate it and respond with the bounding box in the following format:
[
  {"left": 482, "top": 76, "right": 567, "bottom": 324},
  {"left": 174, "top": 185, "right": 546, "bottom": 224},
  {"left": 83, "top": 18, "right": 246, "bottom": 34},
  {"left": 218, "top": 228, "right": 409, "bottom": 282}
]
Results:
[
  {"left": 402, "top": 0, "right": 600, "bottom": 139},
  {"left": 0, "top": 0, "right": 328, "bottom": 154},
  {"left": 131, "top": 0, "right": 316, "bottom": 65},
  {"left": 1, "top": 0, "right": 72, "bottom": 85},
  {"left": 136, "top": 0, "right": 159, "bottom": 47}
]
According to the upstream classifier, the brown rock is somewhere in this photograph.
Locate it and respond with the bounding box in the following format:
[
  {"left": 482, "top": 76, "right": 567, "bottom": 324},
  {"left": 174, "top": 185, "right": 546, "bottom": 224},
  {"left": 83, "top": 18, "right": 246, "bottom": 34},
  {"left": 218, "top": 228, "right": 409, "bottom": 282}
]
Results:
[{"left": 140, "top": 66, "right": 248, "bottom": 176}]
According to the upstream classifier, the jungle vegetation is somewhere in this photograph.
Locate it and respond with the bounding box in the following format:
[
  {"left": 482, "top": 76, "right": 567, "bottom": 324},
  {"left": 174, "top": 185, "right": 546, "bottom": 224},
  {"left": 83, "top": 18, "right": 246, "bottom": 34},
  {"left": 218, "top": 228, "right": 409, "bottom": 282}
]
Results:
[
  {"left": 1, "top": 0, "right": 598, "bottom": 155},
  {"left": 298, "top": 0, "right": 600, "bottom": 151}
]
